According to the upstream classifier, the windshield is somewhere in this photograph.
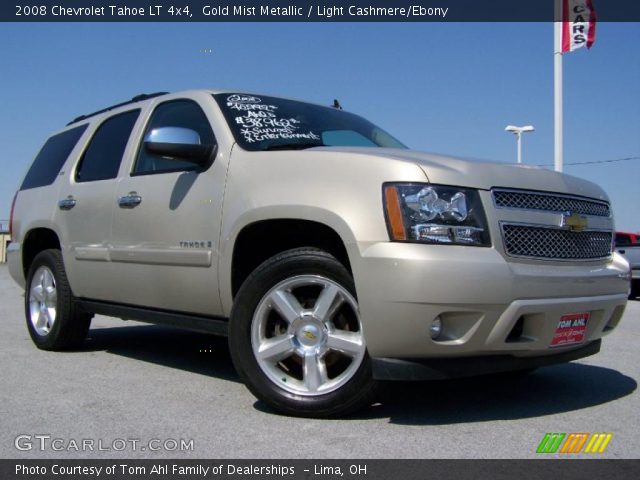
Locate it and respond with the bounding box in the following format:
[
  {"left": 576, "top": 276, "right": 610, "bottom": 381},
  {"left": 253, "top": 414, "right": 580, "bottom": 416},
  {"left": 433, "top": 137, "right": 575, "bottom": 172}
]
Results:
[{"left": 214, "top": 93, "right": 407, "bottom": 152}]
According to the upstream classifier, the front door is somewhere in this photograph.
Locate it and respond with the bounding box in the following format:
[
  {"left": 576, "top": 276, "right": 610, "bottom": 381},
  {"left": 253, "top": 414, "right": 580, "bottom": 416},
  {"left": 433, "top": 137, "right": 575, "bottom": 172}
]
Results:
[{"left": 109, "top": 98, "right": 226, "bottom": 316}]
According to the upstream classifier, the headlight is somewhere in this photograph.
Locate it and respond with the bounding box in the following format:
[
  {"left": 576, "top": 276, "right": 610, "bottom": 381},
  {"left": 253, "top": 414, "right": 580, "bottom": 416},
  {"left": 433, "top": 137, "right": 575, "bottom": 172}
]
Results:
[{"left": 383, "top": 183, "right": 491, "bottom": 246}]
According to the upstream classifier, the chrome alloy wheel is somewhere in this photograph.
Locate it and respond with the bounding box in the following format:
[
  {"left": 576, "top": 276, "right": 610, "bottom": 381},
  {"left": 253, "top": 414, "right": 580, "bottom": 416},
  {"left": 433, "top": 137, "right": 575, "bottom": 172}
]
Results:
[
  {"left": 251, "top": 275, "right": 366, "bottom": 396},
  {"left": 28, "top": 266, "right": 58, "bottom": 336}
]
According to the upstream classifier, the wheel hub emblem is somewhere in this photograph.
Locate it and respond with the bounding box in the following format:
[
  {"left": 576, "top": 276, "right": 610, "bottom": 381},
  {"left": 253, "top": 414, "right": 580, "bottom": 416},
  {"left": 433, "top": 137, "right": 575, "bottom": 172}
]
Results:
[{"left": 302, "top": 330, "right": 317, "bottom": 341}]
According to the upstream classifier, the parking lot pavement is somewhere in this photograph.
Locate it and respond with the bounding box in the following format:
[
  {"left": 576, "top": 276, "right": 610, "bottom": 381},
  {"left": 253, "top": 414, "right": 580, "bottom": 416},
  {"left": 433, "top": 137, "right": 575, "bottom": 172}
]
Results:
[{"left": 0, "top": 263, "right": 638, "bottom": 459}]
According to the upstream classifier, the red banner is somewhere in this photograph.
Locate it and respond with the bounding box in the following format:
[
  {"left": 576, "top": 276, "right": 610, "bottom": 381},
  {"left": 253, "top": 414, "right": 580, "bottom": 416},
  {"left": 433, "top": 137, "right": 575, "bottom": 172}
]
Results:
[{"left": 562, "top": 0, "right": 596, "bottom": 52}]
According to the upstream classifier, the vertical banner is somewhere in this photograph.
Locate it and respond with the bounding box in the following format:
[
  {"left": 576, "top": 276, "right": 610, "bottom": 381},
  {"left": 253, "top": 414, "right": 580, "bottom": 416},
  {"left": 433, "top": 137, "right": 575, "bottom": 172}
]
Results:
[{"left": 562, "top": 0, "right": 597, "bottom": 52}]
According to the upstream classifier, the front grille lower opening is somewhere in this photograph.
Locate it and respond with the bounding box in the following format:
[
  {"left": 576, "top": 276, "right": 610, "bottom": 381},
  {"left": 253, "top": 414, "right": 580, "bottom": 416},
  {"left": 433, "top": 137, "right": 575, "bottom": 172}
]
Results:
[
  {"left": 506, "top": 316, "right": 525, "bottom": 343},
  {"left": 501, "top": 225, "right": 612, "bottom": 260}
]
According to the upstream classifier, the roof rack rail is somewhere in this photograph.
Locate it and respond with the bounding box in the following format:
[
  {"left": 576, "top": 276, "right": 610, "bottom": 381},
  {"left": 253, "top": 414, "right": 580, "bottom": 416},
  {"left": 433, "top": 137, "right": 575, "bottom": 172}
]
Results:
[{"left": 67, "top": 92, "right": 169, "bottom": 126}]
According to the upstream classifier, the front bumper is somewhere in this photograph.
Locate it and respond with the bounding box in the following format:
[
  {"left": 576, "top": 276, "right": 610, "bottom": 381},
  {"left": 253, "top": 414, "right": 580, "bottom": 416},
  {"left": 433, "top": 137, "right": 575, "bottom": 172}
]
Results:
[
  {"left": 354, "top": 243, "right": 629, "bottom": 361},
  {"left": 372, "top": 340, "right": 601, "bottom": 380}
]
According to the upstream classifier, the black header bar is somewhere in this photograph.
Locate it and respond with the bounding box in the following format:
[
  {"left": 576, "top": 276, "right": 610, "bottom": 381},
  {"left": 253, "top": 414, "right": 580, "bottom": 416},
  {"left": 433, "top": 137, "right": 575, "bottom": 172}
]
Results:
[
  {"left": 3, "top": 459, "right": 640, "bottom": 480},
  {"left": 3, "top": 1, "right": 640, "bottom": 22}
]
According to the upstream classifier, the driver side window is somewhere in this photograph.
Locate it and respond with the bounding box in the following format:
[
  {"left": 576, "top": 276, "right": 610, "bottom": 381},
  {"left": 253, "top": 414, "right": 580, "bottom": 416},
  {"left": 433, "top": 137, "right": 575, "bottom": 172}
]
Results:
[{"left": 134, "top": 100, "right": 216, "bottom": 175}]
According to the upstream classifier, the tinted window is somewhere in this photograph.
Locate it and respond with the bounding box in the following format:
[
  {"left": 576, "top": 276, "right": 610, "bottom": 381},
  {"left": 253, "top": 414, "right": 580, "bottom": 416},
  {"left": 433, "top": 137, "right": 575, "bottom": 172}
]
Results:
[
  {"left": 134, "top": 100, "right": 215, "bottom": 175},
  {"left": 76, "top": 110, "right": 140, "bottom": 182},
  {"left": 214, "top": 93, "right": 406, "bottom": 152},
  {"left": 21, "top": 124, "right": 87, "bottom": 190},
  {"left": 616, "top": 234, "right": 633, "bottom": 247},
  {"left": 323, "top": 130, "right": 377, "bottom": 147}
]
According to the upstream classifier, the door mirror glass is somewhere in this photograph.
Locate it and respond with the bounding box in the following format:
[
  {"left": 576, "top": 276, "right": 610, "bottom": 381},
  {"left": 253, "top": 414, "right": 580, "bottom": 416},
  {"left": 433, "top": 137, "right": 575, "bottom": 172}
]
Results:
[
  {"left": 134, "top": 99, "right": 217, "bottom": 175},
  {"left": 144, "top": 126, "right": 213, "bottom": 166}
]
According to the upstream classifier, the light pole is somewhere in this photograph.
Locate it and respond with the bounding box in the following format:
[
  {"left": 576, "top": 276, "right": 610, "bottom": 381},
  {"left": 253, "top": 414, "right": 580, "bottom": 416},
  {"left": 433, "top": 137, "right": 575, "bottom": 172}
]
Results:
[{"left": 505, "top": 125, "right": 535, "bottom": 164}]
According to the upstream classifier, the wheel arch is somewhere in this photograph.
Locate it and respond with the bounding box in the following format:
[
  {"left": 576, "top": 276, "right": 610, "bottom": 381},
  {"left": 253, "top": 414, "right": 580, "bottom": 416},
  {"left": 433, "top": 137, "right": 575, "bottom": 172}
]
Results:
[
  {"left": 229, "top": 218, "right": 352, "bottom": 299},
  {"left": 22, "top": 227, "right": 61, "bottom": 277},
  {"left": 220, "top": 206, "right": 361, "bottom": 315}
]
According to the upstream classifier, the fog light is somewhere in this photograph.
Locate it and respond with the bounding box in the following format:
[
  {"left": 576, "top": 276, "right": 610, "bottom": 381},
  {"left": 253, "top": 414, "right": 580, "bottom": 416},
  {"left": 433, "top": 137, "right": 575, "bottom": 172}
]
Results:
[{"left": 430, "top": 317, "right": 443, "bottom": 339}]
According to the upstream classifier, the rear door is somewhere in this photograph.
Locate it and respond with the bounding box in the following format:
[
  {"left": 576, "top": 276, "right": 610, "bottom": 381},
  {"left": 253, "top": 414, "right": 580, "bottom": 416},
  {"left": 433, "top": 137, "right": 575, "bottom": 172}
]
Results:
[
  {"left": 55, "top": 109, "right": 141, "bottom": 300},
  {"left": 108, "top": 96, "right": 226, "bottom": 316}
]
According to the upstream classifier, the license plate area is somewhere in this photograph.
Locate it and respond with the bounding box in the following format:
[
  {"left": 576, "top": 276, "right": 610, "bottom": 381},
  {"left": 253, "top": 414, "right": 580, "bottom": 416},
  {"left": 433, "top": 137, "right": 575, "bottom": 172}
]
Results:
[{"left": 550, "top": 312, "right": 589, "bottom": 347}]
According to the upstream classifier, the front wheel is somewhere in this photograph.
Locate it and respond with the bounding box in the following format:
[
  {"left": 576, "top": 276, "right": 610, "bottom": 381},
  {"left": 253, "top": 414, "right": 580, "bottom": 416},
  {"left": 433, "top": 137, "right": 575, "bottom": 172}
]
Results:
[{"left": 229, "top": 248, "right": 375, "bottom": 417}]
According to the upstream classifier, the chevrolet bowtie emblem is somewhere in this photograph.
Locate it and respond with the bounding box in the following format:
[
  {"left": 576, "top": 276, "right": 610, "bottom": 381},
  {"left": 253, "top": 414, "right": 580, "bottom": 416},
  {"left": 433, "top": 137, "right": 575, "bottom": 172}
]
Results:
[
  {"left": 302, "top": 331, "right": 317, "bottom": 341},
  {"left": 561, "top": 212, "right": 588, "bottom": 232}
]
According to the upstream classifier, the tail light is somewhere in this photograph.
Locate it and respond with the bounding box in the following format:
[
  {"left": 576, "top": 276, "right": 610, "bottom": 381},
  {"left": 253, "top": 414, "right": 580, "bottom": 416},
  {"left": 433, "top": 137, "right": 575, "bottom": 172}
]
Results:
[{"left": 9, "top": 191, "right": 17, "bottom": 238}]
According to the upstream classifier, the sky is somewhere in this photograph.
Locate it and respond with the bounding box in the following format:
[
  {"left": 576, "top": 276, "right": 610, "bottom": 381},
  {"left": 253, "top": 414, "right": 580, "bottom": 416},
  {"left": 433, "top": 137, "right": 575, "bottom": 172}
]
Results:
[{"left": 1, "top": 21, "right": 639, "bottom": 231}]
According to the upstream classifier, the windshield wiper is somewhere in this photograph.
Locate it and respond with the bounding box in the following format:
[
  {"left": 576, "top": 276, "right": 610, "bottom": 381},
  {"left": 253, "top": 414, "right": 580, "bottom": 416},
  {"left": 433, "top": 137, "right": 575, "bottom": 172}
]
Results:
[{"left": 261, "top": 143, "right": 327, "bottom": 151}]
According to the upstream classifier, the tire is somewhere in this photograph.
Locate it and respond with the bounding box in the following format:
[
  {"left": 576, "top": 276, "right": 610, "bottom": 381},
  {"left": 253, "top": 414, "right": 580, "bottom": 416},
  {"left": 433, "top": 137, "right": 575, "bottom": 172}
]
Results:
[
  {"left": 629, "top": 280, "right": 638, "bottom": 300},
  {"left": 229, "top": 248, "right": 375, "bottom": 418},
  {"left": 24, "top": 249, "right": 92, "bottom": 350}
]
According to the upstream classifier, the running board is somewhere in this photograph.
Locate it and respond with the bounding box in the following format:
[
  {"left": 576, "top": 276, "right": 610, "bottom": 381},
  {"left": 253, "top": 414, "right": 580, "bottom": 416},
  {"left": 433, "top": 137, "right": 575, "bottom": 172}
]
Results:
[{"left": 76, "top": 299, "right": 229, "bottom": 336}]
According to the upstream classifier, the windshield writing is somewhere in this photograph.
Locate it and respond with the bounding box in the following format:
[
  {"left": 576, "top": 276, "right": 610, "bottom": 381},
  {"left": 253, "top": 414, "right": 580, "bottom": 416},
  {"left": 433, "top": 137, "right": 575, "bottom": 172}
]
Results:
[{"left": 214, "top": 93, "right": 406, "bottom": 152}]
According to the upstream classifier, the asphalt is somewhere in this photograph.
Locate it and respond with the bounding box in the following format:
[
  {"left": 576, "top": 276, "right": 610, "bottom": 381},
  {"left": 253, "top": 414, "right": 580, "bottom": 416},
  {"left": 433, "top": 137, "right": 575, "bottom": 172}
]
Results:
[{"left": 0, "top": 263, "right": 638, "bottom": 459}]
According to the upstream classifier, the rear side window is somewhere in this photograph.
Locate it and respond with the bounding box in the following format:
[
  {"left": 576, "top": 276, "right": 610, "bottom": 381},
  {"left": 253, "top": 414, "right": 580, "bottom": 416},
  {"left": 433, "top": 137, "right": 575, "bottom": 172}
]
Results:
[
  {"left": 76, "top": 109, "right": 140, "bottom": 183},
  {"left": 20, "top": 124, "right": 87, "bottom": 190}
]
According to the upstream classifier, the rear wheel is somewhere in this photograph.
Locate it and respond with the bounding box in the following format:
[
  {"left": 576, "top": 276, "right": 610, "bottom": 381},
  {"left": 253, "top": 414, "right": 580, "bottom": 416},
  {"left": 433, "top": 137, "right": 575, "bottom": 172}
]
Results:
[
  {"left": 229, "top": 248, "right": 375, "bottom": 417},
  {"left": 25, "top": 249, "right": 91, "bottom": 350}
]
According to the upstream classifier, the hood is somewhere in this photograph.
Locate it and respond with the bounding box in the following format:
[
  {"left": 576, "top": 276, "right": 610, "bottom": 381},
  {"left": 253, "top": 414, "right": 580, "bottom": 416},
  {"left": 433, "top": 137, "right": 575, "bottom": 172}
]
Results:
[{"left": 314, "top": 147, "right": 609, "bottom": 201}]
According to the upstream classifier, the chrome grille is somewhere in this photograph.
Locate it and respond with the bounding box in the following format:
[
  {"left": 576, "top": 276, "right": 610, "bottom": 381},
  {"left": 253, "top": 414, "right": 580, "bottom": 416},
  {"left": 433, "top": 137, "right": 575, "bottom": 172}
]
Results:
[
  {"left": 493, "top": 190, "right": 610, "bottom": 217},
  {"left": 501, "top": 225, "right": 612, "bottom": 260}
]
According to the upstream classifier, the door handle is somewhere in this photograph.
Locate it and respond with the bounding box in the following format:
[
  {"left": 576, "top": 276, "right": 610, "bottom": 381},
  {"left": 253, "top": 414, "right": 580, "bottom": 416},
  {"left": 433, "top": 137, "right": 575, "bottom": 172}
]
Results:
[
  {"left": 618, "top": 249, "right": 626, "bottom": 254},
  {"left": 118, "top": 193, "right": 142, "bottom": 209},
  {"left": 58, "top": 196, "right": 77, "bottom": 210}
]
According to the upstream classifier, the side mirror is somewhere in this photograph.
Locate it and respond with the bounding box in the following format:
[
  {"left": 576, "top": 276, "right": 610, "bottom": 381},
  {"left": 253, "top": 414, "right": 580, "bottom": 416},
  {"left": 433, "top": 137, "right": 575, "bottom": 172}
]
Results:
[{"left": 144, "top": 127, "right": 214, "bottom": 166}]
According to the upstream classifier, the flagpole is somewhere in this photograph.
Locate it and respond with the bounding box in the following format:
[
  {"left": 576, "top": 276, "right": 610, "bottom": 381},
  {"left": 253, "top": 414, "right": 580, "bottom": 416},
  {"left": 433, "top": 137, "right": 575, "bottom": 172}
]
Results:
[{"left": 554, "top": 1, "right": 563, "bottom": 172}]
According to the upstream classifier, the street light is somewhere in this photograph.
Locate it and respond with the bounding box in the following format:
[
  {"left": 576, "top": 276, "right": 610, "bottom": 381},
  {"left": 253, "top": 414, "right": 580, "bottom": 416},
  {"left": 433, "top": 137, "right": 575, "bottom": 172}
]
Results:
[{"left": 505, "top": 125, "right": 535, "bottom": 164}]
